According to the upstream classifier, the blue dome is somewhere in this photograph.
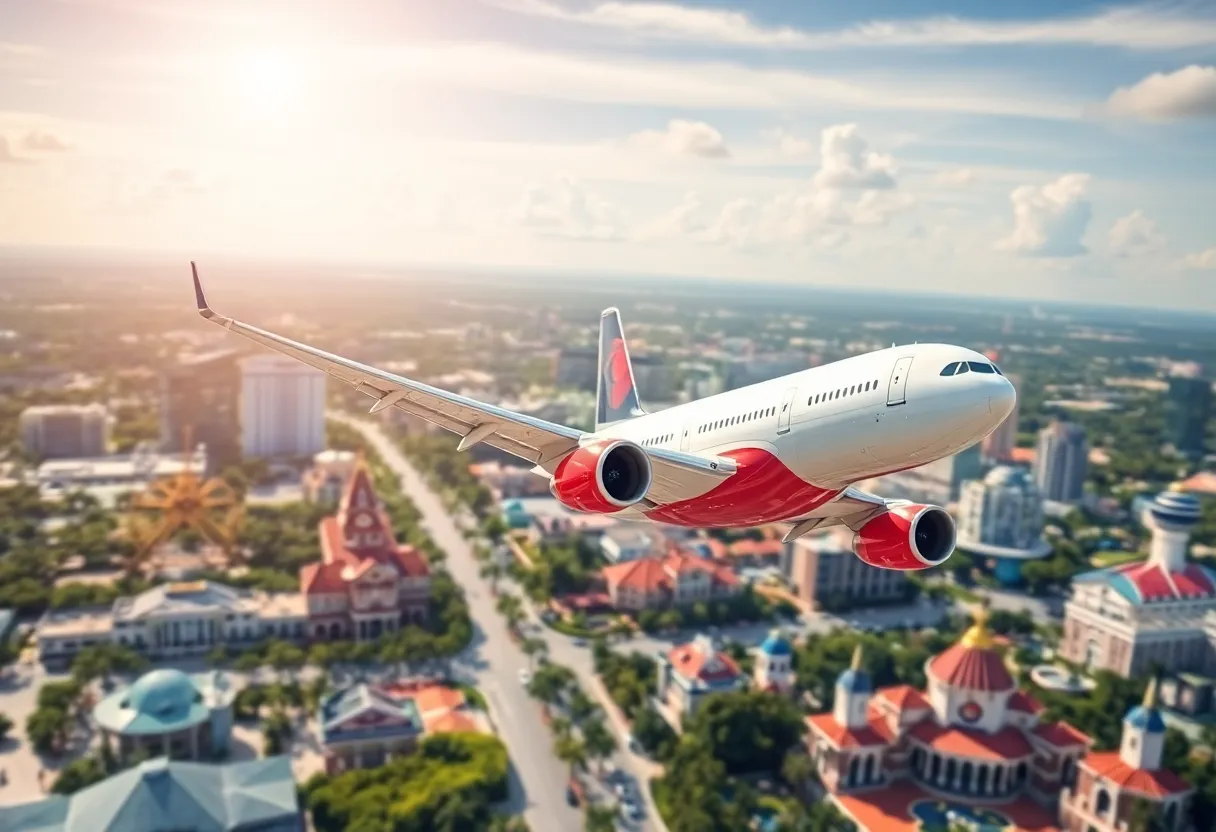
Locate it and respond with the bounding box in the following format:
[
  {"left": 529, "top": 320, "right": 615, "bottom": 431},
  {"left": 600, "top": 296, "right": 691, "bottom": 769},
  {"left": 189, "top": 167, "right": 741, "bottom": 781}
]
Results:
[
  {"left": 1125, "top": 705, "right": 1166, "bottom": 733},
  {"left": 760, "top": 632, "right": 793, "bottom": 657},
  {"left": 1150, "top": 490, "right": 1201, "bottom": 530},
  {"left": 837, "top": 669, "right": 872, "bottom": 694},
  {"left": 123, "top": 669, "right": 201, "bottom": 717}
]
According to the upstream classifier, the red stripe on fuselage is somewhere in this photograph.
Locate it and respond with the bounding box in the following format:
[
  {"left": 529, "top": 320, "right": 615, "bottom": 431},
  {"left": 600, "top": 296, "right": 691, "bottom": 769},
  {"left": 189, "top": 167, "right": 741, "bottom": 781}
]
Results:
[{"left": 644, "top": 447, "right": 839, "bottom": 527}]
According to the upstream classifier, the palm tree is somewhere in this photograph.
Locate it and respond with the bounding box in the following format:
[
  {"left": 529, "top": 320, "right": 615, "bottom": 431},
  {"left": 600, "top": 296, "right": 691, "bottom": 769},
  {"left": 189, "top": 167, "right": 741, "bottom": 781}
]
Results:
[
  {"left": 585, "top": 805, "right": 617, "bottom": 832},
  {"left": 522, "top": 636, "right": 549, "bottom": 670},
  {"left": 580, "top": 717, "right": 618, "bottom": 775},
  {"left": 480, "top": 562, "right": 504, "bottom": 595},
  {"left": 554, "top": 734, "right": 588, "bottom": 779},
  {"left": 496, "top": 594, "right": 524, "bottom": 631},
  {"left": 567, "top": 689, "right": 599, "bottom": 724}
]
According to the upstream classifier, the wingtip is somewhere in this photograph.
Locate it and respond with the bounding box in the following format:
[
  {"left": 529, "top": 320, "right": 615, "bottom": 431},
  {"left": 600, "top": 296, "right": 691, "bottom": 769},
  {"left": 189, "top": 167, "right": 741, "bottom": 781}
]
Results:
[{"left": 191, "top": 262, "right": 214, "bottom": 319}]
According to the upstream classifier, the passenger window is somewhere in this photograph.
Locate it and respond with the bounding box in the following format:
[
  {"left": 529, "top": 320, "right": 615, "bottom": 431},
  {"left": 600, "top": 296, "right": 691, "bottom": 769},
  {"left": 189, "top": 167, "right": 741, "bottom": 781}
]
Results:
[
  {"left": 940, "top": 362, "right": 960, "bottom": 376},
  {"left": 969, "top": 361, "right": 995, "bottom": 374},
  {"left": 850, "top": 385, "right": 855, "bottom": 395}
]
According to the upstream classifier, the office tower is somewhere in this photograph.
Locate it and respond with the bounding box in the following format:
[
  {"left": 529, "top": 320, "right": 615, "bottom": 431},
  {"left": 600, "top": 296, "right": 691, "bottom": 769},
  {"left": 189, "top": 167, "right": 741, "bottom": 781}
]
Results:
[
  {"left": 240, "top": 355, "right": 326, "bottom": 458},
  {"left": 1165, "top": 368, "right": 1212, "bottom": 457},
  {"left": 956, "top": 467, "right": 1051, "bottom": 585},
  {"left": 19, "top": 404, "right": 109, "bottom": 458},
  {"left": 160, "top": 348, "right": 243, "bottom": 472},
  {"left": 786, "top": 528, "right": 909, "bottom": 611},
  {"left": 1033, "top": 421, "right": 1088, "bottom": 503}
]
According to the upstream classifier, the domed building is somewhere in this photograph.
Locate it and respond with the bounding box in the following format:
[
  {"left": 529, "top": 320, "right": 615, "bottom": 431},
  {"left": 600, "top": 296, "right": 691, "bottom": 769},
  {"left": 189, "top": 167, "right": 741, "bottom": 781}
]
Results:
[
  {"left": 1061, "top": 485, "right": 1216, "bottom": 677},
  {"left": 955, "top": 466, "right": 1052, "bottom": 587},
  {"left": 1061, "top": 679, "right": 1193, "bottom": 831},
  {"left": 753, "top": 629, "right": 795, "bottom": 694},
  {"left": 807, "top": 610, "right": 1092, "bottom": 831},
  {"left": 93, "top": 668, "right": 235, "bottom": 763}
]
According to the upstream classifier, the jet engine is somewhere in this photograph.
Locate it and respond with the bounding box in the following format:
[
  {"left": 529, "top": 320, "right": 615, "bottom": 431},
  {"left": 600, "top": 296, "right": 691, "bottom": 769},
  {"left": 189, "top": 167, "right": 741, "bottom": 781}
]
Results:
[
  {"left": 852, "top": 504, "right": 956, "bottom": 570},
  {"left": 550, "top": 439, "right": 653, "bottom": 514}
]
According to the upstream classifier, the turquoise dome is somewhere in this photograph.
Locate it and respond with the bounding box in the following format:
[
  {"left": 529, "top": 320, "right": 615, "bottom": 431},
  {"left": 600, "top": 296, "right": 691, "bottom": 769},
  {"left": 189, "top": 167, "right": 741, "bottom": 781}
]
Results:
[
  {"left": 760, "top": 631, "right": 793, "bottom": 657},
  {"left": 122, "top": 669, "right": 201, "bottom": 717}
]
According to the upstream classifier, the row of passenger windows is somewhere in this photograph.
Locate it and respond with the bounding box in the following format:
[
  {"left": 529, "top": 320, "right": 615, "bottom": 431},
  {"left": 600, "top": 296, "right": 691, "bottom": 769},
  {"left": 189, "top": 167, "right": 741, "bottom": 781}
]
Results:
[
  {"left": 698, "top": 406, "right": 776, "bottom": 434},
  {"left": 940, "top": 361, "right": 1002, "bottom": 377},
  {"left": 642, "top": 434, "right": 673, "bottom": 447},
  {"left": 808, "top": 379, "right": 881, "bottom": 406}
]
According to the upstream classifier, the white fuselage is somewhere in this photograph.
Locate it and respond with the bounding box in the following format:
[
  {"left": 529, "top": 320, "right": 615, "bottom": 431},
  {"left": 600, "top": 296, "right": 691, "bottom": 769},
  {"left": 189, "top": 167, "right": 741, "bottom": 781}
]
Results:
[{"left": 592, "top": 342, "right": 1016, "bottom": 516}]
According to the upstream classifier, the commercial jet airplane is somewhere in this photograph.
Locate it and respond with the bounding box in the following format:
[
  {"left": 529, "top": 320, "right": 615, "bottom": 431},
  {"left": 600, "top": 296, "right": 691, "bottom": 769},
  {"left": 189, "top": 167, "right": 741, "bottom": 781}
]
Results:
[{"left": 190, "top": 264, "right": 1015, "bottom": 571}]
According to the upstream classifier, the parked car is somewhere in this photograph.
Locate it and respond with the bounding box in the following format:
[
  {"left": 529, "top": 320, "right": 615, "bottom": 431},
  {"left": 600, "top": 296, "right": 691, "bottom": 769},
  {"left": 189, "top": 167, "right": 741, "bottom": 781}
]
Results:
[{"left": 518, "top": 669, "right": 532, "bottom": 685}]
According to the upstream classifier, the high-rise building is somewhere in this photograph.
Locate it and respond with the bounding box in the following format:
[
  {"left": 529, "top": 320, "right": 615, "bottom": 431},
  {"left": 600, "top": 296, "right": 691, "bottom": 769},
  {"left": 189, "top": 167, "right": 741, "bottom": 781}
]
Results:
[
  {"left": 19, "top": 404, "right": 109, "bottom": 458},
  {"left": 240, "top": 355, "right": 326, "bottom": 459},
  {"left": 1164, "top": 369, "right": 1212, "bottom": 457},
  {"left": 869, "top": 444, "right": 983, "bottom": 506},
  {"left": 981, "top": 352, "right": 1019, "bottom": 461},
  {"left": 956, "top": 467, "right": 1052, "bottom": 586},
  {"left": 1033, "top": 421, "right": 1088, "bottom": 503},
  {"left": 161, "top": 348, "right": 243, "bottom": 472}
]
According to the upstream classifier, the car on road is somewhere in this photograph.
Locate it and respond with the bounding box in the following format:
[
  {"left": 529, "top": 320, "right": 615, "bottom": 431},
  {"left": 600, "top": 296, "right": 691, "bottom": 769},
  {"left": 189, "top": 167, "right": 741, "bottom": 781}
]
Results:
[
  {"left": 620, "top": 799, "right": 643, "bottom": 821},
  {"left": 518, "top": 669, "right": 532, "bottom": 685},
  {"left": 572, "top": 637, "right": 588, "bottom": 647}
]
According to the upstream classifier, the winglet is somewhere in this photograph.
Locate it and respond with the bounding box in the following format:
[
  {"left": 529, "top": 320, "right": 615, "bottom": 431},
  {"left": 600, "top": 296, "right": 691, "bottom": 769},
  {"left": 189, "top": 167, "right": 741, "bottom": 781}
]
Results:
[{"left": 191, "top": 262, "right": 215, "bottom": 320}]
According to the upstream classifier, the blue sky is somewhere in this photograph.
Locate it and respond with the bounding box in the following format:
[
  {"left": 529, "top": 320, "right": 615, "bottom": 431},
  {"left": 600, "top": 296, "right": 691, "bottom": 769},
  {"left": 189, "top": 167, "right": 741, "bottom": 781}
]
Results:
[{"left": 1, "top": 0, "right": 1214, "bottom": 308}]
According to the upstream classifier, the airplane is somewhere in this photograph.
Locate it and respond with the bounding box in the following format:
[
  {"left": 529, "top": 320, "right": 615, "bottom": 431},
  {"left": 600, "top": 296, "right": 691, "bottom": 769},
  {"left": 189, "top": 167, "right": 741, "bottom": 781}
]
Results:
[{"left": 190, "top": 263, "right": 1015, "bottom": 571}]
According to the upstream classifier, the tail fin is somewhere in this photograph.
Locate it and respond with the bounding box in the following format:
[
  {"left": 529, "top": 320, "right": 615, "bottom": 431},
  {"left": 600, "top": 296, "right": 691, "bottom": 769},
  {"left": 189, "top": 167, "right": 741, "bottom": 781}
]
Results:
[{"left": 595, "top": 307, "right": 645, "bottom": 430}]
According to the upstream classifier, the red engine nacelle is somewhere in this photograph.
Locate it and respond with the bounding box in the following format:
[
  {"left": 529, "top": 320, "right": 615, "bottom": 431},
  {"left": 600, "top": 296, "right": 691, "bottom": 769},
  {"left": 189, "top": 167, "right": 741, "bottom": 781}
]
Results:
[
  {"left": 852, "top": 504, "right": 956, "bottom": 570},
  {"left": 550, "top": 440, "right": 653, "bottom": 514}
]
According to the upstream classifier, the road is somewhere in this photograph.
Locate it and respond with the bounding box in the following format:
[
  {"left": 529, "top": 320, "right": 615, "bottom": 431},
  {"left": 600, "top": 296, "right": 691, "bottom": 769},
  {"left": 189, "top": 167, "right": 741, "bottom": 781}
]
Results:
[{"left": 340, "top": 417, "right": 584, "bottom": 832}]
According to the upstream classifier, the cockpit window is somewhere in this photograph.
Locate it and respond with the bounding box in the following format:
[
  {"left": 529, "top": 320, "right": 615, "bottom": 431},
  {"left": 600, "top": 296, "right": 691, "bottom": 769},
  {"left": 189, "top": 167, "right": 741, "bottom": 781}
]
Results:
[
  {"left": 940, "top": 362, "right": 960, "bottom": 376},
  {"left": 968, "top": 361, "right": 995, "bottom": 374},
  {"left": 955, "top": 362, "right": 970, "bottom": 375},
  {"left": 992, "top": 364, "right": 1003, "bottom": 376}
]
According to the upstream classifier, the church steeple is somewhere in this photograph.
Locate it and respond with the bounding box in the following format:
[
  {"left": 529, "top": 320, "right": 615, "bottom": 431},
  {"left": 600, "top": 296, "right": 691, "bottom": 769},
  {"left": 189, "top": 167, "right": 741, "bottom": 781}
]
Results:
[
  {"left": 336, "top": 456, "right": 393, "bottom": 554},
  {"left": 833, "top": 645, "right": 872, "bottom": 729},
  {"left": 1120, "top": 676, "right": 1166, "bottom": 771}
]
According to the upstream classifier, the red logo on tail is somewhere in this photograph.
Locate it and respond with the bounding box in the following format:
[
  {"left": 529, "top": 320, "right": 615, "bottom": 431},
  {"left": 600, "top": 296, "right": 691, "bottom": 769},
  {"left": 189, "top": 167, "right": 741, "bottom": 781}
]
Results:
[{"left": 606, "top": 338, "right": 633, "bottom": 409}]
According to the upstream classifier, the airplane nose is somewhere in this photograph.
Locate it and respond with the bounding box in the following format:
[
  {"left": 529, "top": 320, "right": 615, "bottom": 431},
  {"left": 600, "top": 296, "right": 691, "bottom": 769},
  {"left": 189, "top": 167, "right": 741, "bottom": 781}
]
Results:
[{"left": 990, "top": 376, "right": 1016, "bottom": 421}]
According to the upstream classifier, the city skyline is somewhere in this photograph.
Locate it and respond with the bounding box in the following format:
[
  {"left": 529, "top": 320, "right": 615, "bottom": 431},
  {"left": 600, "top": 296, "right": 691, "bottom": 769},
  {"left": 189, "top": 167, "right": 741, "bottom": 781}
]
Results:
[{"left": 1, "top": 0, "right": 1215, "bottom": 310}]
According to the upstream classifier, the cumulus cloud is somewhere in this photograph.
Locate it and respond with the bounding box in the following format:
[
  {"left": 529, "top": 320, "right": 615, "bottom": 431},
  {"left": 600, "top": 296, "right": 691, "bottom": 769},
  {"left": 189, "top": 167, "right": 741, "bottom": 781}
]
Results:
[
  {"left": 493, "top": 1, "right": 1216, "bottom": 51},
  {"left": 1180, "top": 248, "right": 1216, "bottom": 270},
  {"left": 765, "top": 128, "right": 815, "bottom": 158},
  {"left": 22, "top": 130, "right": 70, "bottom": 151},
  {"left": 638, "top": 192, "right": 708, "bottom": 241},
  {"left": 1108, "top": 210, "right": 1164, "bottom": 257},
  {"left": 1106, "top": 65, "right": 1216, "bottom": 120},
  {"left": 812, "top": 124, "right": 896, "bottom": 190},
  {"left": 627, "top": 119, "right": 730, "bottom": 158},
  {"left": 515, "top": 180, "right": 626, "bottom": 241},
  {"left": 998, "top": 173, "right": 1092, "bottom": 258},
  {"left": 934, "top": 168, "right": 976, "bottom": 186}
]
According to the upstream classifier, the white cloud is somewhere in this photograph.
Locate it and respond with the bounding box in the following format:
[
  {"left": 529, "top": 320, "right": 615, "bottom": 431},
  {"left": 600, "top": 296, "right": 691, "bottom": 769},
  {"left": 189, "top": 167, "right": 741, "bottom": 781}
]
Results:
[
  {"left": 639, "top": 192, "right": 708, "bottom": 241},
  {"left": 934, "top": 168, "right": 976, "bottom": 186},
  {"left": 363, "top": 42, "right": 1080, "bottom": 120},
  {"left": 515, "top": 180, "right": 626, "bottom": 241},
  {"left": 1108, "top": 210, "right": 1164, "bottom": 257},
  {"left": 998, "top": 173, "right": 1092, "bottom": 257},
  {"left": 0, "top": 136, "right": 31, "bottom": 164},
  {"left": 493, "top": 1, "right": 1216, "bottom": 51},
  {"left": 1180, "top": 247, "right": 1216, "bottom": 270},
  {"left": 627, "top": 120, "right": 730, "bottom": 158},
  {"left": 1106, "top": 65, "right": 1216, "bottom": 119},
  {"left": 813, "top": 124, "right": 896, "bottom": 190},
  {"left": 22, "top": 130, "right": 71, "bottom": 152},
  {"left": 766, "top": 128, "right": 815, "bottom": 158}
]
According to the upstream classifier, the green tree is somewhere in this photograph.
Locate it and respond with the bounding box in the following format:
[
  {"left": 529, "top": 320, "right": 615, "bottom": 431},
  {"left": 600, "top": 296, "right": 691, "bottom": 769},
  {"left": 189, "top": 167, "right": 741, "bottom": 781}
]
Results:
[
  {"left": 0, "top": 712, "right": 12, "bottom": 743},
  {"left": 585, "top": 805, "right": 617, "bottom": 832},
  {"left": 51, "top": 755, "right": 108, "bottom": 794},
  {"left": 579, "top": 716, "right": 618, "bottom": 775},
  {"left": 554, "top": 734, "right": 587, "bottom": 779},
  {"left": 684, "top": 690, "right": 806, "bottom": 775}
]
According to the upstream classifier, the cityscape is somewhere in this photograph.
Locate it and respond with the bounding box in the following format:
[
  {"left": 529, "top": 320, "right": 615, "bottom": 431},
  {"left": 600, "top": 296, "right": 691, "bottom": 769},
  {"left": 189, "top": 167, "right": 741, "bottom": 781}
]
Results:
[{"left": 3, "top": 0, "right": 1216, "bottom": 830}]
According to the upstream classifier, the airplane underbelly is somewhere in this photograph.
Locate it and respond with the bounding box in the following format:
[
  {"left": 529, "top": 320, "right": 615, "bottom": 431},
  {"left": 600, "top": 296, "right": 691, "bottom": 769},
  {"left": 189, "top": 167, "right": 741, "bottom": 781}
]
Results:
[
  {"left": 784, "top": 407, "right": 881, "bottom": 486},
  {"left": 644, "top": 446, "right": 839, "bottom": 528}
]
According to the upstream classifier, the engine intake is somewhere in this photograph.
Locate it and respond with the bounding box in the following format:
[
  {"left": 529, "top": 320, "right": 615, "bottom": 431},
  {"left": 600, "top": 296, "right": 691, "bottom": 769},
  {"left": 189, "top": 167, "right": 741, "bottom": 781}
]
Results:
[
  {"left": 551, "top": 440, "right": 653, "bottom": 514},
  {"left": 852, "top": 504, "right": 956, "bottom": 571}
]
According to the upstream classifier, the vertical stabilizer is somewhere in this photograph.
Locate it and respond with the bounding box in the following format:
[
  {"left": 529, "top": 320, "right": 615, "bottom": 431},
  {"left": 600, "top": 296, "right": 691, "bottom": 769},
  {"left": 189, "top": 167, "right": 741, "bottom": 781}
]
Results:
[{"left": 595, "top": 307, "right": 646, "bottom": 430}]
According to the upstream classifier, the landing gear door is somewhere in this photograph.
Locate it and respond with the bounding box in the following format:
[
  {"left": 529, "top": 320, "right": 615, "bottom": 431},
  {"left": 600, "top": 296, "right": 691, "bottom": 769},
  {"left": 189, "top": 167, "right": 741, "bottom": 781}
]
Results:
[
  {"left": 777, "top": 386, "right": 797, "bottom": 435},
  {"left": 887, "top": 356, "right": 914, "bottom": 406}
]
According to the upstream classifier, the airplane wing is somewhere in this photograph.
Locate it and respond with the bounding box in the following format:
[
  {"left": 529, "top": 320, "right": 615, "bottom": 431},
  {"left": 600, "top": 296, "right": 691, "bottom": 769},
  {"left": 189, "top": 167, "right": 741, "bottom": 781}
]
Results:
[
  {"left": 190, "top": 264, "right": 734, "bottom": 493},
  {"left": 781, "top": 486, "right": 911, "bottom": 542}
]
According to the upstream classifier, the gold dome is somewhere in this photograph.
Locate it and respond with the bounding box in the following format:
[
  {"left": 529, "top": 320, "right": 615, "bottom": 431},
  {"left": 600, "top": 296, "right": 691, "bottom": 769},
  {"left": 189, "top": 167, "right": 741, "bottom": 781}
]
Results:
[{"left": 958, "top": 606, "right": 995, "bottom": 650}]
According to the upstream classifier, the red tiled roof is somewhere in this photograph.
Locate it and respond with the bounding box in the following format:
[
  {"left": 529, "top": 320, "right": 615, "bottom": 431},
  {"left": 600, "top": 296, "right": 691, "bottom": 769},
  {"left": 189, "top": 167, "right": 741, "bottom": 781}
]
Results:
[
  {"left": 300, "top": 561, "right": 347, "bottom": 594},
  {"left": 603, "top": 557, "right": 671, "bottom": 593},
  {"left": 1009, "top": 690, "right": 1045, "bottom": 715},
  {"left": 1032, "top": 721, "right": 1090, "bottom": 748},
  {"left": 1081, "top": 752, "right": 1191, "bottom": 798},
  {"left": 667, "top": 642, "right": 740, "bottom": 683},
  {"left": 807, "top": 713, "right": 889, "bottom": 749},
  {"left": 909, "top": 721, "right": 1033, "bottom": 761},
  {"left": 929, "top": 643, "right": 1015, "bottom": 692},
  {"left": 876, "top": 685, "right": 930, "bottom": 711}
]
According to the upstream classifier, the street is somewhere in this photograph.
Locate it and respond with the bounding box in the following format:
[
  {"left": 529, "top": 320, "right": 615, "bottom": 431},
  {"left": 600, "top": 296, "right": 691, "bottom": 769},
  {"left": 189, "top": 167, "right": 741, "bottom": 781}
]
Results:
[{"left": 341, "top": 417, "right": 585, "bottom": 832}]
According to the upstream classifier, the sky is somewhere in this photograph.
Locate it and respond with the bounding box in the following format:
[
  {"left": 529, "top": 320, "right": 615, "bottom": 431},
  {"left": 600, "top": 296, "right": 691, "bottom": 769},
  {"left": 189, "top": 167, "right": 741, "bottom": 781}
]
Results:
[{"left": 1, "top": 0, "right": 1215, "bottom": 309}]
